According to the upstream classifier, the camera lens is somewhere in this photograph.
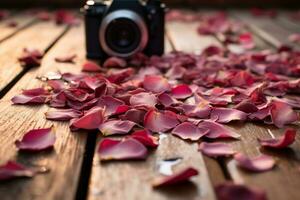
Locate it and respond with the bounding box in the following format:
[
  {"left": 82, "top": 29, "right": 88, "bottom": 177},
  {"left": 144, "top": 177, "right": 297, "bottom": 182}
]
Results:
[{"left": 105, "top": 18, "right": 141, "bottom": 54}]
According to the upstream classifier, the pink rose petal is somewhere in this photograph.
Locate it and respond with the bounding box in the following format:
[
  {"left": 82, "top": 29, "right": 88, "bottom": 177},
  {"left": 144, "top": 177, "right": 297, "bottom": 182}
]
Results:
[
  {"left": 144, "top": 109, "right": 179, "bottom": 133},
  {"left": 55, "top": 54, "right": 76, "bottom": 63},
  {"left": 234, "top": 153, "right": 276, "bottom": 172},
  {"left": 258, "top": 128, "right": 296, "bottom": 149},
  {"left": 152, "top": 167, "right": 199, "bottom": 188},
  {"left": 98, "top": 120, "right": 136, "bottom": 136},
  {"left": 18, "top": 48, "right": 43, "bottom": 68},
  {"left": 210, "top": 108, "right": 247, "bottom": 123},
  {"left": 103, "top": 57, "right": 127, "bottom": 68},
  {"left": 15, "top": 127, "right": 56, "bottom": 151},
  {"left": 270, "top": 100, "right": 299, "bottom": 128},
  {"left": 199, "top": 142, "right": 236, "bottom": 158},
  {"left": 171, "top": 84, "right": 193, "bottom": 99},
  {"left": 0, "top": 161, "right": 35, "bottom": 181},
  {"left": 130, "top": 129, "right": 158, "bottom": 148},
  {"left": 172, "top": 122, "right": 208, "bottom": 141},
  {"left": 45, "top": 109, "right": 83, "bottom": 121},
  {"left": 129, "top": 92, "right": 157, "bottom": 108},
  {"left": 70, "top": 107, "right": 105, "bottom": 130},
  {"left": 97, "top": 138, "right": 147, "bottom": 161},
  {"left": 198, "top": 120, "right": 240, "bottom": 139},
  {"left": 143, "top": 75, "right": 170, "bottom": 93},
  {"left": 215, "top": 182, "right": 267, "bottom": 200},
  {"left": 82, "top": 61, "right": 102, "bottom": 72},
  {"left": 11, "top": 88, "right": 49, "bottom": 105}
]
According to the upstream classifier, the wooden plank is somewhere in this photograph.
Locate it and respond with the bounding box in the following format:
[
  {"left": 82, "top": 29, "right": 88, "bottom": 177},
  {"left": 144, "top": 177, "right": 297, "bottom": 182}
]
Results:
[
  {"left": 0, "top": 20, "right": 66, "bottom": 97},
  {"left": 0, "top": 24, "right": 88, "bottom": 200},
  {"left": 0, "top": 12, "right": 36, "bottom": 43}
]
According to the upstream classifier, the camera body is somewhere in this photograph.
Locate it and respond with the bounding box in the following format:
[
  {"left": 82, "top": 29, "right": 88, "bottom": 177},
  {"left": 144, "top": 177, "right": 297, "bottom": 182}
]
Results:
[{"left": 83, "top": 0, "right": 166, "bottom": 60}]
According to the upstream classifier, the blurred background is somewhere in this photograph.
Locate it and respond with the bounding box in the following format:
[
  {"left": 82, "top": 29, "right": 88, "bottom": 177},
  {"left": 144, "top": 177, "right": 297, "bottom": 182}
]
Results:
[{"left": 0, "top": 0, "right": 300, "bottom": 9}]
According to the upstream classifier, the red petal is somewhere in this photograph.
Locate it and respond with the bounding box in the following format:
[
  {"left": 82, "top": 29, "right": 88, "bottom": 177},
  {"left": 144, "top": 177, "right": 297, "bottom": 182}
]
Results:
[
  {"left": 171, "top": 84, "right": 193, "bottom": 99},
  {"left": 97, "top": 96, "right": 125, "bottom": 116},
  {"left": 288, "top": 33, "right": 300, "bottom": 44},
  {"left": 70, "top": 107, "right": 105, "bottom": 130},
  {"left": 18, "top": 48, "right": 43, "bottom": 68},
  {"left": 0, "top": 161, "right": 35, "bottom": 181},
  {"left": 157, "top": 92, "right": 178, "bottom": 107},
  {"left": 130, "top": 129, "right": 158, "bottom": 148},
  {"left": 99, "top": 120, "right": 136, "bottom": 136},
  {"left": 258, "top": 128, "right": 296, "bottom": 149},
  {"left": 270, "top": 101, "right": 299, "bottom": 128},
  {"left": 15, "top": 127, "right": 56, "bottom": 151},
  {"left": 55, "top": 54, "right": 76, "bottom": 63},
  {"left": 143, "top": 75, "right": 170, "bottom": 93},
  {"left": 97, "top": 138, "right": 147, "bottom": 161},
  {"left": 103, "top": 57, "right": 127, "bottom": 68},
  {"left": 198, "top": 120, "right": 240, "bottom": 139},
  {"left": 152, "top": 167, "right": 199, "bottom": 188},
  {"left": 234, "top": 153, "right": 275, "bottom": 172},
  {"left": 210, "top": 108, "right": 247, "bottom": 123},
  {"left": 82, "top": 61, "right": 102, "bottom": 72},
  {"left": 144, "top": 109, "right": 179, "bottom": 132},
  {"left": 45, "top": 109, "right": 83, "bottom": 121},
  {"left": 172, "top": 122, "right": 207, "bottom": 141},
  {"left": 198, "top": 142, "right": 236, "bottom": 158},
  {"left": 129, "top": 92, "right": 157, "bottom": 108},
  {"left": 215, "top": 182, "right": 267, "bottom": 200},
  {"left": 11, "top": 94, "right": 47, "bottom": 105},
  {"left": 120, "top": 108, "right": 146, "bottom": 124}
]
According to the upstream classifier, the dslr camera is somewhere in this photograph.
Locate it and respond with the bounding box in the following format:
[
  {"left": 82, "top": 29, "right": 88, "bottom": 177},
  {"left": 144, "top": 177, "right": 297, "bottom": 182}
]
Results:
[{"left": 83, "top": 0, "right": 166, "bottom": 60}]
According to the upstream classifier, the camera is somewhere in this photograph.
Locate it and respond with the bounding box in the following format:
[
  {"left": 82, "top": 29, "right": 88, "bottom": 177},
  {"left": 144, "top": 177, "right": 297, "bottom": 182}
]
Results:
[{"left": 83, "top": 0, "right": 166, "bottom": 60}]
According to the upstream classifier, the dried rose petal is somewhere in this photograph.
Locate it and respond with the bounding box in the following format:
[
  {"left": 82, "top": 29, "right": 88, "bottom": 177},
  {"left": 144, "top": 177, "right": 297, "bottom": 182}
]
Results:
[
  {"left": 45, "top": 109, "right": 83, "bottom": 121},
  {"left": 15, "top": 127, "right": 56, "bottom": 151},
  {"left": 270, "top": 101, "right": 299, "bottom": 128},
  {"left": 144, "top": 109, "right": 179, "bottom": 133},
  {"left": 97, "top": 96, "right": 125, "bottom": 116},
  {"left": 97, "top": 138, "right": 147, "bottom": 161},
  {"left": 152, "top": 167, "right": 199, "bottom": 188},
  {"left": 129, "top": 92, "right": 157, "bottom": 108},
  {"left": 55, "top": 54, "right": 76, "bottom": 63},
  {"left": 258, "top": 128, "right": 296, "bottom": 149},
  {"left": 11, "top": 94, "right": 48, "bottom": 105},
  {"left": 18, "top": 48, "right": 43, "bottom": 68},
  {"left": 70, "top": 107, "right": 105, "bottom": 130},
  {"left": 82, "top": 61, "right": 102, "bottom": 72},
  {"left": 198, "top": 120, "right": 240, "bottom": 139},
  {"left": 210, "top": 108, "right": 247, "bottom": 123},
  {"left": 234, "top": 153, "right": 275, "bottom": 172},
  {"left": 171, "top": 84, "right": 193, "bottom": 99},
  {"left": 199, "top": 142, "right": 236, "bottom": 158},
  {"left": 0, "top": 161, "right": 35, "bottom": 181},
  {"left": 130, "top": 129, "right": 158, "bottom": 148},
  {"left": 99, "top": 120, "right": 136, "bottom": 136},
  {"left": 103, "top": 57, "right": 127, "bottom": 68},
  {"left": 143, "top": 75, "right": 170, "bottom": 93},
  {"left": 120, "top": 108, "right": 146, "bottom": 124},
  {"left": 288, "top": 33, "right": 300, "bottom": 44},
  {"left": 215, "top": 182, "right": 267, "bottom": 200},
  {"left": 172, "top": 122, "right": 207, "bottom": 141}
]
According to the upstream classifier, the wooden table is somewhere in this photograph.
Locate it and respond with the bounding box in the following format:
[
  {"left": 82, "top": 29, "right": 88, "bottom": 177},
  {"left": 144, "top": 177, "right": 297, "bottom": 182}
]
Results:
[{"left": 0, "top": 10, "right": 299, "bottom": 200}]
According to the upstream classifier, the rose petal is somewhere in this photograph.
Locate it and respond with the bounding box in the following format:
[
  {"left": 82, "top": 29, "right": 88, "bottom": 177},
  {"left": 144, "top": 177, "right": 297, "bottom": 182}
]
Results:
[
  {"left": 234, "top": 153, "right": 275, "bottom": 172},
  {"left": 130, "top": 129, "right": 158, "bottom": 148},
  {"left": 97, "top": 96, "right": 125, "bottom": 116},
  {"left": 120, "top": 108, "right": 146, "bottom": 124},
  {"left": 270, "top": 100, "right": 299, "bottom": 128},
  {"left": 198, "top": 120, "right": 240, "bottom": 139},
  {"left": 215, "top": 182, "right": 267, "bottom": 200},
  {"left": 171, "top": 84, "right": 193, "bottom": 99},
  {"left": 199, "top": 142, "right": 236, "bottom": 158},
  {"left": 210, "top": 108, "right": 248, "bottom": 123},
  {"left": 172, "top": 122, "right": 208, "bottom": 141},
  {"left": 98, "top": 120, "right": 136, "bottom": 136},
  {"left": 157, "top": 93, "right": 178, "bottom": 107},
  {"left": 55, "top": 54, "right": 76, "bottom": 63},
  {"left": 0, "top": 161, "right": 35, "bottom": 181},
  {"left": 144, "top": 109, "right": 179, "bottom": 132},
  {"left": 97, "top": 138, "right": 147, "bottom": 161},
  {"left": 15, "top": 127, "right": 56, "bottom": 151},
  {"left": 152, "top": 167, "right": 199, "bottom": 188},
  {"left": 258, "top": 128, "right": 296, "bottom": 149},
  {"left": 82, "top": 61, "right": 102, "bottom": 72},
  {"left": 129, "top": 92, "right": 157, "bottom": 108},
  {"left": 45, "top": 109, "right": 83, "bottom": 121},
  {"left": 143, "top": 75, "right": 170, "bottom": 93},
  {"left": 70, "top": 107, "right": 105, "bottom": 130},
  {"left": 103, "top": 57, "right": 127, "bottom": 68},
  {"left": 11, "top": 94, "right": 47, "bottom": 105}
]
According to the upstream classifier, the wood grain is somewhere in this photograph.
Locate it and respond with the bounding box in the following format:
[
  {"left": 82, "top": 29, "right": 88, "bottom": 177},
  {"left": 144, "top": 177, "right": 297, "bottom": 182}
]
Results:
[
  {"left": 0, "top": 24, "right": 88, "bottom": 200},
  {"left": 0, "top": 12, "right": 36, "bottom": 43},
  {"left": 0, "top": 20, "right": 66, "bottom": 96}
]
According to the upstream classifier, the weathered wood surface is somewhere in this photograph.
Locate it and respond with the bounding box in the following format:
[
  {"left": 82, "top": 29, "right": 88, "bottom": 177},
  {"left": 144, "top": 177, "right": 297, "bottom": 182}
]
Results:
[
  {"left": 0, "top": 24, "right": 88, "bottom": 200},
  {"left": 0, "top": 19, "right": 67, "bottom": 96}
]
